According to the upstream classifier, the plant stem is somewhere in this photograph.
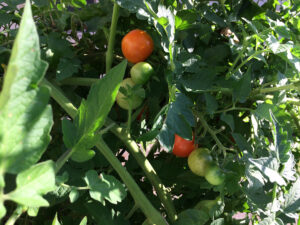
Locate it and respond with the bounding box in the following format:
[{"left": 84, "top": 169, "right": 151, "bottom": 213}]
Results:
[
  {"left": 40, "top": 79, "right": 77, "bottom": 118},
  {"left": 226, "top": 49, "right": 269, "bottom": 79},
  {"left": 59, "top": 77, "right": 99, "bottom": 86},
  {"left": 106, "top": 3, "right": 120, "bottom": 73},
  {"left": 215, "top": 106, "right": 252, "bottom": 114},
  {"left": 106, "top": 119, "right": 177, "bottom": 222},
  {"left": 125, "top": 203, "right": 139, "bottom": 220},
  {"left": 4, "top": 206, "right": 23, "bottom": 225},
  {"left": 55, "top": 149, "right": 74, "bottom": 174},
  {"left": 197, "top": 112, "right": 230, "bottom": 157},
  {"left": 127, "top": 107, "right": 132, "bottom": 132},
  {"left": 96, "top": 139, "right": 166, "bottom": 225},
  {"left": 61, "top": 183, "right": 89, "bottom": 190},
  {"left": 287, "top": 108, "right": 300, "bottom": 136},
  {"left": 251, "top": 82, "right": 300, "bottom": 96}
]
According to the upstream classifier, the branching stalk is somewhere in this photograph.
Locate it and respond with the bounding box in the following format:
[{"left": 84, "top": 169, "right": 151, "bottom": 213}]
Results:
[
  {"left": 197, "top": 112, "right": 233, "bottom": 157},
  {"left": 59, "top": 77, "right": 99, "bottom": 86},
  {"left": 55, "top": 149, "right": 74, "bottom": 173},
  {"left": 106, "top": 3, "right": 120, "bottom": 73},
  {"left": 96, "top": 139, "right": 166, "bottom": 225},
  {"left": 4, "top": 206, "right": 23, "bottom": 225},
  {"left": 106, "top": 119, "right": 177, "bottom": 222}
]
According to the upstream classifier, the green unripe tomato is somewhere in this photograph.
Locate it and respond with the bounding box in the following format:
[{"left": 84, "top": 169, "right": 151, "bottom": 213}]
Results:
[
  {"left": 188, "top": 148, "right": 213, "bottom": 176},
  {"left": 116, "top": 78, "right": 144, "bottom": 110},
  {"left": 205, "top": 164, "right": 225, "bottom": 186},
  {"left": 195, "top": 199, "right": 217, "bottom": 214},
  {"left": 130, "top": 62, "right": 154, "bottom": 85}
]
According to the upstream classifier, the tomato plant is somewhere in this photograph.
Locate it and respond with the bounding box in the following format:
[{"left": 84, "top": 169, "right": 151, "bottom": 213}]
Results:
[
  {"left": 0, "top": 0, "right": 299, "bottom": 225},
  {"left": 172, "top": 134, "right": 196, "bottom": 157},
  {"left": 121, "top": 29, "right": 154, "bottom": 63}
]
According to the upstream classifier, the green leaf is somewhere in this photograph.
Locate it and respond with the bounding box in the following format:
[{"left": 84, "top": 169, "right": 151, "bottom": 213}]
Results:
[
  {"left": 0, "top": 201, "right": 6, "bottom": 220},
  {"left": 210, "top": 218, "right": 224, "bottom": 225},
  {"left": 0, "top": 12, "right": 15, "bottom": 26},
  {"left": 63, "top": 61, "right": 127, "bottom": 162},
  {"left": 56, "top": 57, "right": 81, "bottom": 81},
  {"left": 258, "top": 217, "right": 284, "bottom": 225},
  {"left": 220, "top": 113, "right": 235, "bottom": 131},
  {"left": 203, "top": 45, "right": 230, "bottom": 65},
  {"left": 69, "top": 188, "right": 80, "bottom": 203},
  {"left": 157, "top": 93, "right": 195, "bottom": 151},
  {"left": 52, "top": 213, "right": 61, "bottom": 225},
  {"left": 84, "top": 170, "right": 127, "bottom": 205},
  {"left": 0, "top": 0, "right": 52, "bottom": 174},
  {"left": 71, "top": 0, "right": 87, "bottom": 8},
  {"left": 205, "top": 93, "right": 218, "bottom": 115},
  {"left": 249, "top": 157, "right": 286, "bottom": 186},
  {"left": 84, "top": 201, "right": 129, "bottom": 225},
  {"left": 283, "top": 178, "right": 300, "bottom": 213},
  {"left": 231, "top": 133, "right": 253, "bottom": 153},
  {"left": 232, "top": 66, "right": 252, "bottom": 103},
  {"left": 244, "top": 163, "right": 271, "bottom": 208},
  {"left": 115, "top": 0, "right": 158, "bottom": 20},
  {"left": 62, "top": 118, "right": 76, "bottom": 148},
  {"left": 281, "top": 152, "right": 296, "bottom": 181},
  {"left": 202, "top": 6, "right": 226, "bottom": 27},
  {"left": 180, "top": 69, "right": 216, "bottom": 92},
  {"left": 270, "top": 111, "right": 291, "bottom": 163},
  {"left": 27, "top": 207, "right": 39, "bottom": 217},
  {"left": 174, "top": 209, "right": 209, "bottom": 225},
  {"left": 79, "top": 216, "right": 88, "bottom": 225},
  {"left": 7, "top": 161, "right": 56, "bottom": 207}
]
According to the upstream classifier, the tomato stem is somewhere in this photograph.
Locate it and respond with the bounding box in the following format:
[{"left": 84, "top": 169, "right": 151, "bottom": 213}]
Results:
[
  {"left": 59, "top": 77, "right": 99, "bottom": 86},
  {"left": 106, "top": 119, "right": 177, "bottom": 222},
  {"left": 106, "top": 3, "right": 120, "bottom": 73},
  {"left": 4, "top": 205, "right": 23, "bottom": 225},
  {"left": 197, "top": 112, "right": 233, "bottom": 157},
  {"left": 226, "top": 49, "right": 270, "bottom": 79},
  {"left": 127, "top": 107, "right": 132, "bottom": 132},
  {"left": 55, "top": 149, "right": 74, "bottom": 174},
  {"left": 125, "top": 203, "right": 138, "bottom": 220},
  {"left": 96, "top": 139, "right": 167, "bottom": 225}
]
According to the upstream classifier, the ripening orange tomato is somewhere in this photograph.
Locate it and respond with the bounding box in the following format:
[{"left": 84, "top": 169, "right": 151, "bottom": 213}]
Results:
[
  {"left": 121, "top": 29, "right": 154, "bottom": 63},
  {"left": 172, "top": 134, "right": 197, "bottom": 157}
]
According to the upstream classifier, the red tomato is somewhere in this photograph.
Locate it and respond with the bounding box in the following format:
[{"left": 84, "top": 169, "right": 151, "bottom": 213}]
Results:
[
  {"left": 121, "top": 29, "right": 154, "bottom": 63},
  {"left": 172, "top": 134, "right": 197, "bottom": 157}
]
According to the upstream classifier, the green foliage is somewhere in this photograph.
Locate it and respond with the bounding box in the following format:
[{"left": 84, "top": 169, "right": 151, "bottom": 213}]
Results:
[
  {"left": 62, "top": 60, "right": 127, "bottom": 162},
  {"left": 7, "top": 161, "right": 56, "bottom": 207},
  {"left": 0, "top": 0, "right": 52, "bottom": 174},
  {"left": 0, "top": 0, "right": 299, "bottom": 224}
]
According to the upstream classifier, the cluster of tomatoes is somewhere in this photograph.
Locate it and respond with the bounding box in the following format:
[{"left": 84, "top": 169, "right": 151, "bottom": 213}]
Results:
[
  {"left": 173, "top": 134, "right": 225, "bottom": 186},
  {"left": 119, "top": 29, "right": 224, "bottom": 186},
  {"left": 116, "top": 29, "right": 154, "bottom": 111}
]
